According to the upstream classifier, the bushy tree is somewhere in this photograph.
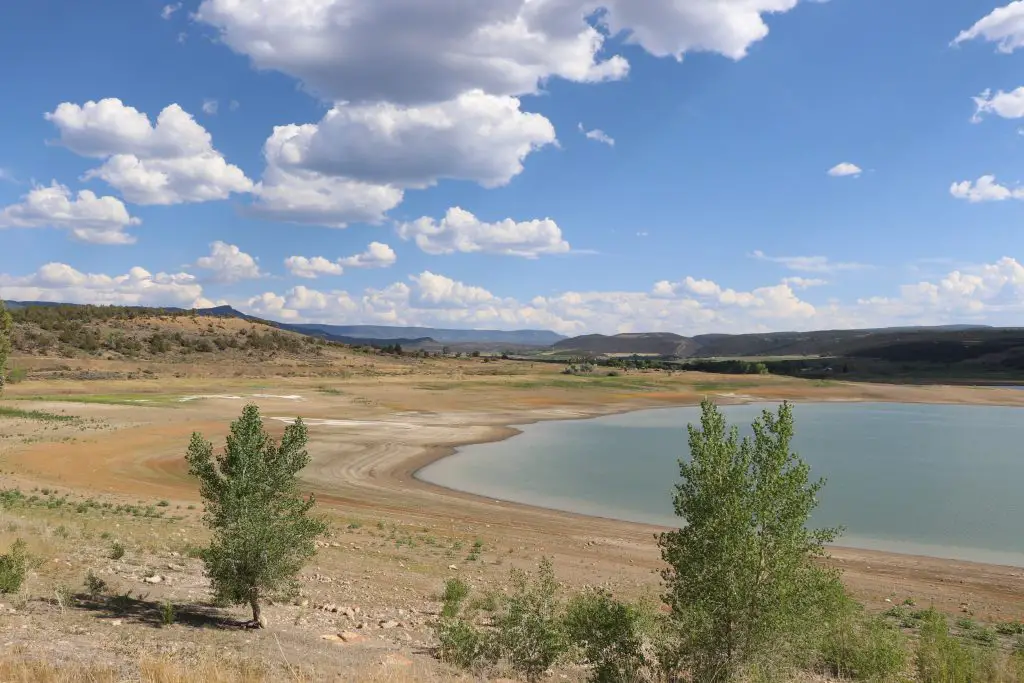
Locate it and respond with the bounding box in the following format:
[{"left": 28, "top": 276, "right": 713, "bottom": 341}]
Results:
[
  {"left": 186, "top": 403, "right": 327, "bottom": 627},
  {"left": 564, "top": 588, "right": 653, "bottom": 683},
  {"left": 492, "top": 557, "right": 569, "bottom": 682},
  {"left": 0, "top": 301, "right": 11, "bottom": 393},
  {"left": 658, "top": 399, "right": 841, "bottom": 681}
]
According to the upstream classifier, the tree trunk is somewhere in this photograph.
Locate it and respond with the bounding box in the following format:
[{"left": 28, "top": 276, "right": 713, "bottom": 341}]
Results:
[{"left": 250, "top": 594, "right": 263, "bottom": 628}]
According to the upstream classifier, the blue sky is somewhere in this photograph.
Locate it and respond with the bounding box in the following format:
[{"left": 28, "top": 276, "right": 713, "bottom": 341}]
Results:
[{"left": 1, "top": 0, "right": 1024, "bottom": 335}]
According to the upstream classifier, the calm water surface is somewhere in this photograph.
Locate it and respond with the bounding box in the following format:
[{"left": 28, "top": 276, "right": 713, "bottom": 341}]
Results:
[{"left": 416, "top": 402, "right": 1024, "bottom": 566}]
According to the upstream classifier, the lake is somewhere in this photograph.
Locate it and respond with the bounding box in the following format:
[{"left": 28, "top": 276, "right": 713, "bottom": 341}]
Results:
[{"left": 416, "top": 402, "right": 1024, "bottom": 566}]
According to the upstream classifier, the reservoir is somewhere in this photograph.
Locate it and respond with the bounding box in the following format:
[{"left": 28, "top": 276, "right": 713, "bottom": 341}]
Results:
[{"left": 416, "top": 402, "right": 1024, "bottom": 566}]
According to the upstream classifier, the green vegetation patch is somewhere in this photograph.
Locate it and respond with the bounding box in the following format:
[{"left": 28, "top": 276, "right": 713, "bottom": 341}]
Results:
[
  {"left": 0, "top": 406, "right": 78, "bottom": 422},
  {"left": 8, "top": 393, "right": 178, "bottom": 406}
]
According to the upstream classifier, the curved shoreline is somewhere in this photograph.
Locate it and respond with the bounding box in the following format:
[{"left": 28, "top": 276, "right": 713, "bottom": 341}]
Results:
[
  {"left": 7, "top": 377, "right": 1024, "bottom": 622},
  {"left": 384, "top": 395, "right": 1024, "bottom": 569}
]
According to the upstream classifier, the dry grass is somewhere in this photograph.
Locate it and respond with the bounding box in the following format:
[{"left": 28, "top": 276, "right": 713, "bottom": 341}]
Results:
[
  {"left": 0, "top": 655, "right": 299, "bottom": 683},
  {"left": 0, "top": 654, "right": 472, "bottom": 683}
]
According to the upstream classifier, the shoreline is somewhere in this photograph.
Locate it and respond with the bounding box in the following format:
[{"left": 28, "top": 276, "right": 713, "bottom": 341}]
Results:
[
  {"left": 385, "top": 393, "right": 1024, "bottom": 571},
  {"left": 7, "top": 374, "right": 1024, "bottom": 621}
]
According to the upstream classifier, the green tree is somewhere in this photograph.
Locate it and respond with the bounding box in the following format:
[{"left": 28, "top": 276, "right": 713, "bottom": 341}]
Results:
[
  {"left": 658, "top": 399, "right": 841, "bottom": 681},
  {"left": 0, "top": 301, "right": 11, "bottom": 393},
  {"left": 185, "top": 403, "right": 327, "bottom": 628}
]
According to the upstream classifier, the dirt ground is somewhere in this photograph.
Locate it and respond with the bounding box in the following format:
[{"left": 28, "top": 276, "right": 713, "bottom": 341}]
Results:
[{"left": 1, "top": 351, "right": 1023, "bottom": 680}]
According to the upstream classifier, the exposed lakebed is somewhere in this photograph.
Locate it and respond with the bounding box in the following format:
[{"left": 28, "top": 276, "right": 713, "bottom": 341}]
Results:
[{"left": 416, "top": 402, "right": 1024, "bottom": 566}]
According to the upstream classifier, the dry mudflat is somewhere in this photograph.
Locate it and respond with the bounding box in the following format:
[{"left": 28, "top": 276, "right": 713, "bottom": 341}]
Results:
[{"left": 1, "top": 350, "right": 1023, "bottom": 680}]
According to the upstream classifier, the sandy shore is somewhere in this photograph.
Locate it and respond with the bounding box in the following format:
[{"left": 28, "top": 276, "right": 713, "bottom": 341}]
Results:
[{"left": 4, "top": 370, "right": 1024, "bottom": 622}]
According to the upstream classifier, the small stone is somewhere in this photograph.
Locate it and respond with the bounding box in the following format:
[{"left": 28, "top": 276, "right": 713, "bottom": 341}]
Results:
[
  {"left": 339, "top": 631, "right": 363, "bottom": 643},
  {"left": 257, "top": 615, "right": 268, "bottom": 628},
  {"left": 143, "top": 575, "right": 163, "bottom": 584},
  {"left": 110, "top": 619, "right": 122, "bottom": 626},
  {"left": 448, "top": 564, "right": 458, "bottom": 570},
  {"left": 379, "top": 620, "right": 399, "bottom": 629},
  {"left": 382, "top": 654, "right": 412, "bottom": 667}
]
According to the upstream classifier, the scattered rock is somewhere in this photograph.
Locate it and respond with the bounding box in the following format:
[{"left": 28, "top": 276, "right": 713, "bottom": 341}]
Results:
[
  {"left": 258, "top": 615, "right": 268, "bottom": 629},
  {"left": 339, "top": 631, "right": 363, "bottom": 643},
  {"left": 110, "top": 619, "right": 122, "bottom": 626},
  {"left": 379, "top": 620, "right": 399, "bottom": 629},
  {"left": 381, "top": 654, "right": 412, "bottom": 667},
  {"left": 143, "top": 575, "right": 163, "bottom": 584},
  {"left": 448, "top": 564, "right": 458, "bottom": 570}
]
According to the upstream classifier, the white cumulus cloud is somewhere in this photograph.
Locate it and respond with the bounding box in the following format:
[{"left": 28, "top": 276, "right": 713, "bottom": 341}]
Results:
[
  {"left": 249, "top": 124, "right": 403, "bottom": 227},
  {"left": 827, "top": 162, "right": 862, "bottom": 177},
  {"left": 971, "top": 87, "right": 1024, "bottom": 121},
  {"left": 953, "top": 1, "right": 1024, "bottom": 53},
  {"left": 284, "top": 243, "right": 396, "bottom": 279},
  {"left": 950, "top": 175, "right": 1024, "bottom": 202},
  {"left": 195, "top": 0, "right": 804, "bottom": 105},
  {"left": 228, "top": 256, "right": 1024, "bottom": 334},
  {"left": 0, "top": 181, "right": 141, "bottom": 244},
  {"left": 398, "top": 207, "right": 569, "bottom": 258},
  {"left": 45, "top": 98, "right": 252, "bottom": 205},
  {"left": 340, "top": 242, "right": 397, "bottom": 269},
  {"left": 193, "top": 241, "right": 263, "bottom": 282},
  {"left": 277, "top": 92, "right": 556, "bottom": 190},
  {"left": 0, "top": 263, "right": 204, "bottom": 307},
  {"left": 579, "top": 123, "right": 615, "bottom": 146},
  {"left": 194, "top": 0, "right": 809, "bottom": 225},
  {"left": 284, "top": 256, "right": 345, "bottom": 279}
]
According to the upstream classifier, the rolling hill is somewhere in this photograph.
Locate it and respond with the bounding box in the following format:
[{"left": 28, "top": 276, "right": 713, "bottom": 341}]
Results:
[{"left": 2, "top": 301, "right": 565, "bottom": 348}]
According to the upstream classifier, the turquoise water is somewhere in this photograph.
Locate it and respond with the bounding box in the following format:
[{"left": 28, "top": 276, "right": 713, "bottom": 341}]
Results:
[{"left": 416, "top": 402, "right": 1024, "bottom": 566}]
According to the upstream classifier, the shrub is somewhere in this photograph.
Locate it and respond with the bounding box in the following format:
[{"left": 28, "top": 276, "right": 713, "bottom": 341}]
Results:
[
  {"left": 0, "top": 539, "right": 28, "bottom": 594},
  {"left": 433, "top": 578, "right": 492, "bottom": 670},
  {"left": 436, "top": 615, "right": 490, "bottom": 670},
  {"left": 815, "top": 588, "right": 907, "bottom": 681},
  {"left": 440, "top": 578, "right": 471, "bottom": 619},
  {"left": 915, "top": 608, "right": 998, "bottom": 683},
  {"left": 109, "top": 541, "right": 125, "bottom": 560},
  {"left": 84, "top": 570, "right": 107, "bottom": 599},
  {"left": 161, "top": 600, "right": 175, "bottom": 626},
  {"left": 563, "top": 588, "right": 653, "bottom": 683},
  {"left": 491, "top": 558, "right": 570, "bottom": 683}
]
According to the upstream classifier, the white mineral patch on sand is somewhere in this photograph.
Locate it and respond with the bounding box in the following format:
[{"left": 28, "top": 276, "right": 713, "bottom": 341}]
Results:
[
  {"left": 178, "top": 395, "right": 244, "bottom": 402},
  {"left": 178, "top": 393, "right": 305, "bottom": 403},
  {"left": 271, "top": 417, "right": 416, "bottom": 430}
]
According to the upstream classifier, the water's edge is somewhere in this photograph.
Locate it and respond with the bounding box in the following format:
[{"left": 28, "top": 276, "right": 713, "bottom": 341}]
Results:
[{"left": 415, "top": 402, "right": 1024, "bottom": 568}]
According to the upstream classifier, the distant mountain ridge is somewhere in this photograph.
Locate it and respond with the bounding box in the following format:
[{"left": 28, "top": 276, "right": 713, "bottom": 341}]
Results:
[
  {"left": 552, "top": 333, "right": 699, "bottom": 356},
  {"left": 279, "top": 323, "right": 565, "bottom": 345},
  {"left": 552, "top": 325, "right": 1004, "bottom": 359},
  {"left": 1, "top": 301, "right": 566, "bottom": 347}
]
